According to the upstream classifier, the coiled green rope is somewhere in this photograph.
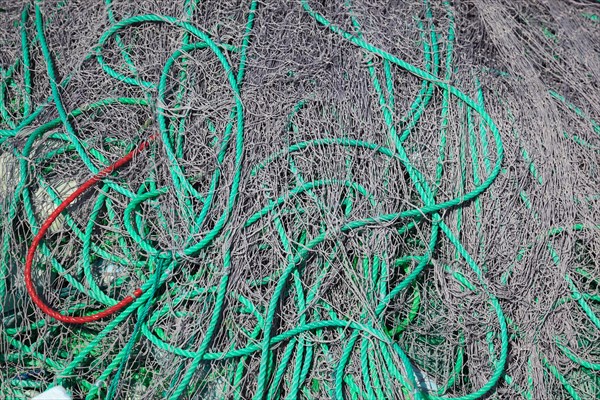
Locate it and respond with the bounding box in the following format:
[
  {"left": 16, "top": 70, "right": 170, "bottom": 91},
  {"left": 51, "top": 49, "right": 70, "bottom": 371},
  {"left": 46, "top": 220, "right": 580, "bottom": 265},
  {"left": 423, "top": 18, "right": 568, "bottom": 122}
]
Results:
[{"left": 2, "top": 1, "right": 597, "bottom": 399}]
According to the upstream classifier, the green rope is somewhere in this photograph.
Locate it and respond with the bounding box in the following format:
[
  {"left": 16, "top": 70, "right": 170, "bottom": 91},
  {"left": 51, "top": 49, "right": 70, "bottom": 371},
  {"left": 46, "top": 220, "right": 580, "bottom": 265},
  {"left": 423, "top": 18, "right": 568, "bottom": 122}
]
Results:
[{"left": 6, "top": 1, "right": 595, "bottom": 399}]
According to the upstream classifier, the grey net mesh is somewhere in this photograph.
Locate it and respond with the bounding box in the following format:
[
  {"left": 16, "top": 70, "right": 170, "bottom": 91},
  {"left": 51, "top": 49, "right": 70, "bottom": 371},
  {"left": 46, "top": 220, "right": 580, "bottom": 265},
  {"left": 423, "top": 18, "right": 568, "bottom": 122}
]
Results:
[{"left": 0, "top": 0, "right": 599, "bottom": 399}]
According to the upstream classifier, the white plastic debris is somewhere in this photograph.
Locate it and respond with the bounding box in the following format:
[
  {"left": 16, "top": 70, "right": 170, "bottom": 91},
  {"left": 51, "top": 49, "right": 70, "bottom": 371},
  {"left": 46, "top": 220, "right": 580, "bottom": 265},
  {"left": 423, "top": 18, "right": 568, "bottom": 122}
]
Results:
[
  {"left": 34, "top": 180, "right": 77, "bottom": 234},
  {"left": 31, "top": 385, "right": 72, "bottom": 400},
  {"left": 412, "top": 362, "right": 439, "bottom": 393},
  {"left": 0, "top": 152, "right": 16, "bottom": 197}
]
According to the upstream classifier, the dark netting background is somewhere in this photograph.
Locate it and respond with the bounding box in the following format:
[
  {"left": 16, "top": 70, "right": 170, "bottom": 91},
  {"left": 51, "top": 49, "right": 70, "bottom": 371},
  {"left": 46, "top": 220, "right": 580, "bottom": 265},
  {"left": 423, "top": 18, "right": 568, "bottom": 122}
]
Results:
[{"left": 0, "top": 0, "right": 599, "bottom": 399}]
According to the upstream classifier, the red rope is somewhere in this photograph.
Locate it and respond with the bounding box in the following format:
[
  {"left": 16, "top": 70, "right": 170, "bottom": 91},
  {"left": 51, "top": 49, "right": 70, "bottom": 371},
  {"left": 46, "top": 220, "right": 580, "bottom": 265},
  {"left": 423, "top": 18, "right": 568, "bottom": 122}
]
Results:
[{"left": 24, "top": 136, "right": 155, "bottom": 324}]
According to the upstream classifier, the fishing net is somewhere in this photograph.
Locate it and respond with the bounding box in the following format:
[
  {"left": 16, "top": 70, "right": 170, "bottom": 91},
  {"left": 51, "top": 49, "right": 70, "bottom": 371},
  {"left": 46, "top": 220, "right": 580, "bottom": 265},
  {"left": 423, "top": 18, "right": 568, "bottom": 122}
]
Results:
[{"left": 0, "top": 0, "right": 599, "bottom": 399}]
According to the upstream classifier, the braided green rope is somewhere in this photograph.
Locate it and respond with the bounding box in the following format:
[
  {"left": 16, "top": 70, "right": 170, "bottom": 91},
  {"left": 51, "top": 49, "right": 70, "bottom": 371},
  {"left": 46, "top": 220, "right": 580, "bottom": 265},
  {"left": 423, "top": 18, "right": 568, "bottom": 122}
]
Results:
[{"left": 9, "top": 1, "right": 596, "bottom": 399}]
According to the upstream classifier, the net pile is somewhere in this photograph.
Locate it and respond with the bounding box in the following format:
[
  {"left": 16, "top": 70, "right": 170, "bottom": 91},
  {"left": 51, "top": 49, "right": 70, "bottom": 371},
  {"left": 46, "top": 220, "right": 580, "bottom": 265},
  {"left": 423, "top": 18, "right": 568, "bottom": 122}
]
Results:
[{"left": 0, "top": 0, "right": 599, "bottom": 399}]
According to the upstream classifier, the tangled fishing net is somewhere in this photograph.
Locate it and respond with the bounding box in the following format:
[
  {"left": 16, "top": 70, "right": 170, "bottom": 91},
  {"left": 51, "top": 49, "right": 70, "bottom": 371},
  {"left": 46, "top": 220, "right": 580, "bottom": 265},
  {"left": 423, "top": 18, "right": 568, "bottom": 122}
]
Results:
[{"left": 1, "top": 0, "right": 599, "bottom": 399}]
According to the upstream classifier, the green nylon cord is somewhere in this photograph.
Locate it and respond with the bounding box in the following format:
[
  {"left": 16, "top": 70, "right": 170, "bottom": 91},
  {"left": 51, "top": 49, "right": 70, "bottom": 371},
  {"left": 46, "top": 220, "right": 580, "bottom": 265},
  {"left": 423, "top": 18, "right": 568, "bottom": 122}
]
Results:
[
  {"left": 10, "top": 1, "right": 594, "bottom": 399},
  {"left": 495, "top": 90, "right": 600, "bottom": 398}
]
